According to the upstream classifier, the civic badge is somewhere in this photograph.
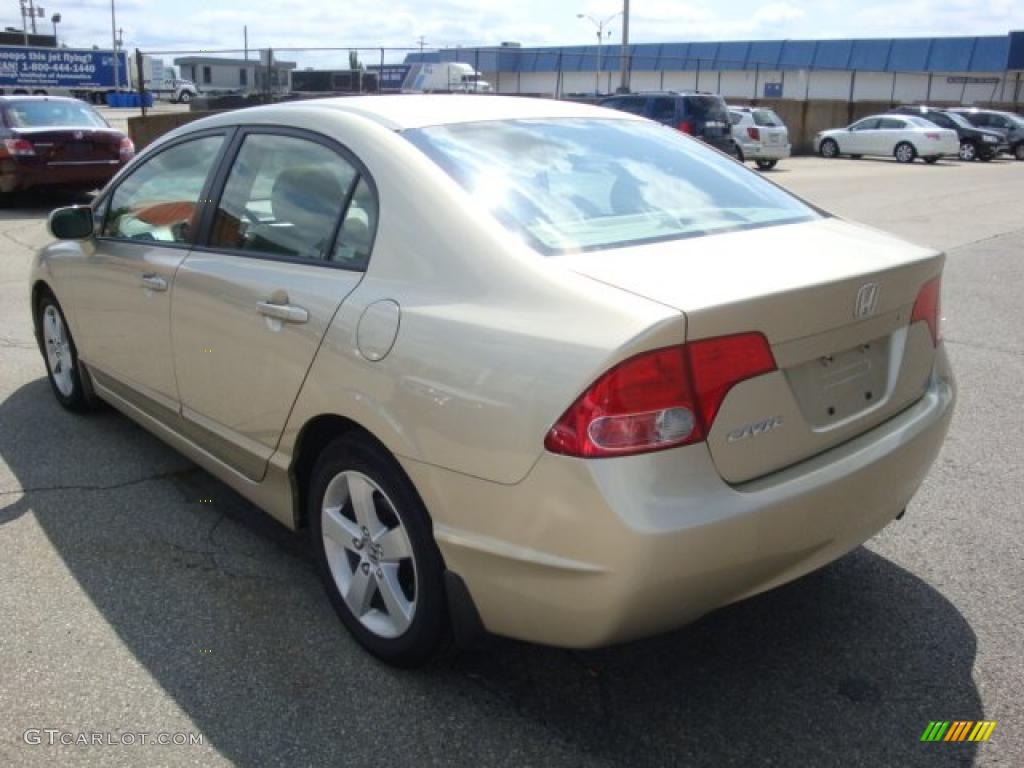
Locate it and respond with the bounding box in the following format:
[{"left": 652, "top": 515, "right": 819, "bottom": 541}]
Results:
[{"left": 854, "top": 282, "right": 880, "bottom": 319}]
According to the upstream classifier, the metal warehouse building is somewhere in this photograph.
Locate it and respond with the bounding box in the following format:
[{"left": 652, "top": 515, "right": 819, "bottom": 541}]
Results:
[{"left": 407, "top": 30, "right": 1024, "bottom": 106}]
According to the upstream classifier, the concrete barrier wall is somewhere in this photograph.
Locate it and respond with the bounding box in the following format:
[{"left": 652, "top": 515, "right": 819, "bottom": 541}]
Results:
[
  {"left": 127, "top": 111, "right": 222, "bottom": 151},
  {"left": 125, "top": 97, "right": 1022, "bottom": 159}
]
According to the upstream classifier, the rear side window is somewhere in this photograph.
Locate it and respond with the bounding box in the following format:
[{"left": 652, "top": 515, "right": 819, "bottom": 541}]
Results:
[
  {"left": 405, "top": 118, "right": 817, "bottom": 255},
  {"left": 209, "top": 133, "right": 360, "bottom": 263},
  {"left": 650, "top": 98, "right": 677, "bottom": 123},
  {"left": 751, "top": 109, "right": 782, "bottom": 127},
  {"left": 682, "top": 95, "right": 729, "bottom": 124},
  {"left": 103, "top": 135, "right": 225, "bottom": 243},
  {"left": 601, "top": 97, "right": 646, "bottom": 116},
  {"left": 878, "top": 118, "right": 906, "bottom": 130},
  {"left": 728, "top": 111, "right": 743, "bottom": 125},
  {"left": 851, "top": 118, "right": 879, "bottom": 131}
]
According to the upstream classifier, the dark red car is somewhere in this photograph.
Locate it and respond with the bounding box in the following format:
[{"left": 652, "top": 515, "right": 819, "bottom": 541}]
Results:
[{"left": 0, "top": 96, "right": 134, "bottom": 199}]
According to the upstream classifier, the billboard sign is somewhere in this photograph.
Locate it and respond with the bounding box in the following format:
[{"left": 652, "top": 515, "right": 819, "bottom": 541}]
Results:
[
  {"left": 0, "top": 46, "right": 129, "bottom": 89},
  {"left": 368, "top": 64, "right": 411, "bottom": 92}
]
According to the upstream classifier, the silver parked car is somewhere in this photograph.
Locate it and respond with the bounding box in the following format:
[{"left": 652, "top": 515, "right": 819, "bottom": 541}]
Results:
[
  {"left": 31, "top": 96, "right": 955, "bottom": 666},
  {"left": 728, "top": 106, "right": 791, "bottom": 169},
  {"left": 816, "top": 114, "right": 959, "bottom": 163}
]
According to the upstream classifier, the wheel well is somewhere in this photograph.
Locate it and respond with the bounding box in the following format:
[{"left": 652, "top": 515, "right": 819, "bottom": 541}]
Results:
[
  {"left": 291, "top": 414, "right": 387, "bottom": 530},
  {"left": 30, "top": 280, "right": 53, "bottom": 352}
]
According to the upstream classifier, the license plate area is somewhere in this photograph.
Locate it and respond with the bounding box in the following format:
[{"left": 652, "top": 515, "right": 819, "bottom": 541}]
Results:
[{"left": 784, "top": 336, "right": 891, "bottom": 428}]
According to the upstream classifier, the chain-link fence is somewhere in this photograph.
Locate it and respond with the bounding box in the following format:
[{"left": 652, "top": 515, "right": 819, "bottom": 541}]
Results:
[{"left": 134, "top": 45, "right": 1020, "bottom": 107}]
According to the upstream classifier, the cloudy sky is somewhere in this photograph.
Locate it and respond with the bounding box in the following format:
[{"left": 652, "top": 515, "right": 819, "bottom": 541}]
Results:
[{"left": 16, "top": 0, "right": 1022, "bottom": 66}]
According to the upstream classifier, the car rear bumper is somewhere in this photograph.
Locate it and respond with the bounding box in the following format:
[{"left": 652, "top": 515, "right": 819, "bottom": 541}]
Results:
[
  {"left": 741, "top": 143, "right": 791, "bottom": 160},
  {"left": 0, "top": 159, "right": 121, "bottom": 193},
  {"left": 404, "top": 347, "right": 955, "bottom": 648}
]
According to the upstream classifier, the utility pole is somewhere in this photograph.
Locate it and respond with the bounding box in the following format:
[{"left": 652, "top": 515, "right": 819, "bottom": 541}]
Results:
[
  {"left": 110, "top": 0, "right": 120, "bottom": 91},
  {"left": 244, "top": 25, "right": 248, "bottom": 60},
  {"left": 417, "top": 36, "right": 427, "bottom": 55},
  {"left": 19, "top": 0, "right": 30, "bottom": 44},
  {"left": 28, "top": 0, "right": 38, "bottom": 34},
  {"left": 619, "top": 0, "right": 630, "bottom": 93}
]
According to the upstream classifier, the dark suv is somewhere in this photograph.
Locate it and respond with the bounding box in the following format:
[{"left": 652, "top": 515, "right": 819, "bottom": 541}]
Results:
[
  {"left": 948, "top": 108, "right": 1024, "bottom": 161},
  {"left": 599, "top": 91, "right": 738, "bottom": 156},
  {"left": 888, "top": 105, "right": 1005, "bottom": 161}
]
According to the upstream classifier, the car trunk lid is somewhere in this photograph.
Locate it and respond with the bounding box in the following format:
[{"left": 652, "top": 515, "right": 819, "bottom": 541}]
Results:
[
  {"left": 557, "top": 217, "right": 943, "bottom": 483},
  {"left": 14, "top": 127, "right": 123, "bottom": 164}
]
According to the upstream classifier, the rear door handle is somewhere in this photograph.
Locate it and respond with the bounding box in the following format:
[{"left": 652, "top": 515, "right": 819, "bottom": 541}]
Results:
[
  {"left": 141, "top": 273, "right": 167, "bottom": 292},
  {"left": 257, "top": 300, "right": 309, "bottom": 324}
]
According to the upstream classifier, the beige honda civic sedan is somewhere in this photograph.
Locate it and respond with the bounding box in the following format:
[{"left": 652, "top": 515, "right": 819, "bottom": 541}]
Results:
[{"left": 30, "top": 95, "right": 955, "bottom": 666}]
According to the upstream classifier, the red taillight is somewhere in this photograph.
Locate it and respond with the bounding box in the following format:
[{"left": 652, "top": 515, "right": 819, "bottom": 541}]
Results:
[
  {"left": 119, "top": 136, "right": 135, "bottom": 161},
  {"left": 544, "top": 333, "right": 776, "bottom": 458},
  {"left": 2, "top": 138, "right": 35, "bottom": 156},
  {"left": 911, "top": 276, "right": 942, "bottom": 345},
  {"left": 677, "top": 120, "right": 694, "bottom": 135},
  {"left": 746, "top": 126, "right": 761, "bottom": 141},
  {"left": 924, "top": 131, "right": 941, "bottom": 140}
]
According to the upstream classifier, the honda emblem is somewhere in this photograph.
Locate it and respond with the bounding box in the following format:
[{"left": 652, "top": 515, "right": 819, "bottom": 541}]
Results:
[{"left": 854, "top": 282, "right": 880, "bottom": 319}]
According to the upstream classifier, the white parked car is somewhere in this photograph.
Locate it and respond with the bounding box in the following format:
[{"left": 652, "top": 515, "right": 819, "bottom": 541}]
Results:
[
  {"left": 815, "top": 115, "right": 958, "bottom": 163},
  {"left": 728, "top": 107, "right": 791, "bottom": 169}
]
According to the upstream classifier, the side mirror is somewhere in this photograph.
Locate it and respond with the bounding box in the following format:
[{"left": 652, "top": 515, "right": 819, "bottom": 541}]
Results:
[{"left": 48, "top": 205, "right": 95, "bottom": 240}]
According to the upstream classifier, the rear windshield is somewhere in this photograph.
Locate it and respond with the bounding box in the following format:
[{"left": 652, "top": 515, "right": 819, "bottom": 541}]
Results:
[
  {"left": 683, "top": 95, "right": 729, "bottom": 123},
  {"left": 404, "top": 118, "right": 818, "bottom": 255},
  {"left": 4, "top": 99, "right": 108, "bottom": 129},
  {"left": 751, "top": 109, "right": 783, "bottom": 127}
]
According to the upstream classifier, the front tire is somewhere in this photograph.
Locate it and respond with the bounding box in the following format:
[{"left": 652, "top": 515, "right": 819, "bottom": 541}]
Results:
[
  {"left": 819, "top": 138, "right": 839, "bottom": 158},
  {"left": 309, "top": 435, "right": 450, "bottom": 667},
  {"left": 958, "top": 141, "right": 978, "bottom": 162},
  {"left": 894, "top": 142, "right": 916, "bottom": 164},
  {"left": 755, "top": 159, "right": 778, "bottom": 170},
  {"left": 1014, "top": 143, "right": 1024, "bottom": 161},
  {"left": 37, "top": 292, "right": 93, "bottom": 411}
]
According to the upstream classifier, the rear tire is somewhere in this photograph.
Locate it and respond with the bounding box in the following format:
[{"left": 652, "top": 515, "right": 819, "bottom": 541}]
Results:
[
  {"left": 894, "top": 142, "right": 916, "bottom": 164},
  {"left": 819, "top": 138, "right": 839, "bottom": 158},
  {"left": 1014, "top": 143, "right": 1024, "bottom": 161},
  {"left": 309, "top": 435, "right": 450, "bottom": 667},
  {"left": 755, "top": 159, "right": 778, "bottom": 170},
  {"left": 178, "top": 91, "right": 192, "bottom": 104}
]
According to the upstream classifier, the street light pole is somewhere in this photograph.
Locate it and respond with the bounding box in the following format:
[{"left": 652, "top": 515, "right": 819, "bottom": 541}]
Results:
[
  {"left": 577, "top": 12, "right": 620, "bottom": 95},
  {"left": 51, "top": 13, "right": 61, "bottom": 45}
]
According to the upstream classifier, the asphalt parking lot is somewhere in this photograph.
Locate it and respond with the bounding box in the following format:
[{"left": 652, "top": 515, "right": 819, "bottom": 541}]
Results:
[{"left": 1, "top": 155, "right": 1021, "bottom": 767}]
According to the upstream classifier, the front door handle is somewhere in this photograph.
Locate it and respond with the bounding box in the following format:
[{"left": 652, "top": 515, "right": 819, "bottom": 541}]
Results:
[
  {"left": 257, "top": 300, "right": 309, "bottom": 324},
  {"left": 141, "top": 273, "right": 168, "bottom": 292}
]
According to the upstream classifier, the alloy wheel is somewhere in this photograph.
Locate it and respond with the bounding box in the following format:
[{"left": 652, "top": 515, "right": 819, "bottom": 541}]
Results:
[
  {"left": 895, "top": 143, "right": 915, "bottom": 163},
  {"left": 958, "top": 142, "right": 976, "bottom": 161},
  {"left": 43, "top": 304, "right": 74, "bottom": 397},
  {"left": 321, "top": 470, "right": 418, "bottom": 639}
]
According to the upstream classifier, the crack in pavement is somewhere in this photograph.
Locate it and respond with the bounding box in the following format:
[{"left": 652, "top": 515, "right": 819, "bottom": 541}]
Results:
[
  {"left": 0, "top": 466, "right": 194, "bottom": 497},
  {"left": 943, "top": 337, "right": 1024, "bottom": 358}
]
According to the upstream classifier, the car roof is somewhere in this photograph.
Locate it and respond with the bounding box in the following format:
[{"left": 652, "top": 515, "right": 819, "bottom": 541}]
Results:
[{"left": 258, "top": 94, "right": 642, "bottom": 130}]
